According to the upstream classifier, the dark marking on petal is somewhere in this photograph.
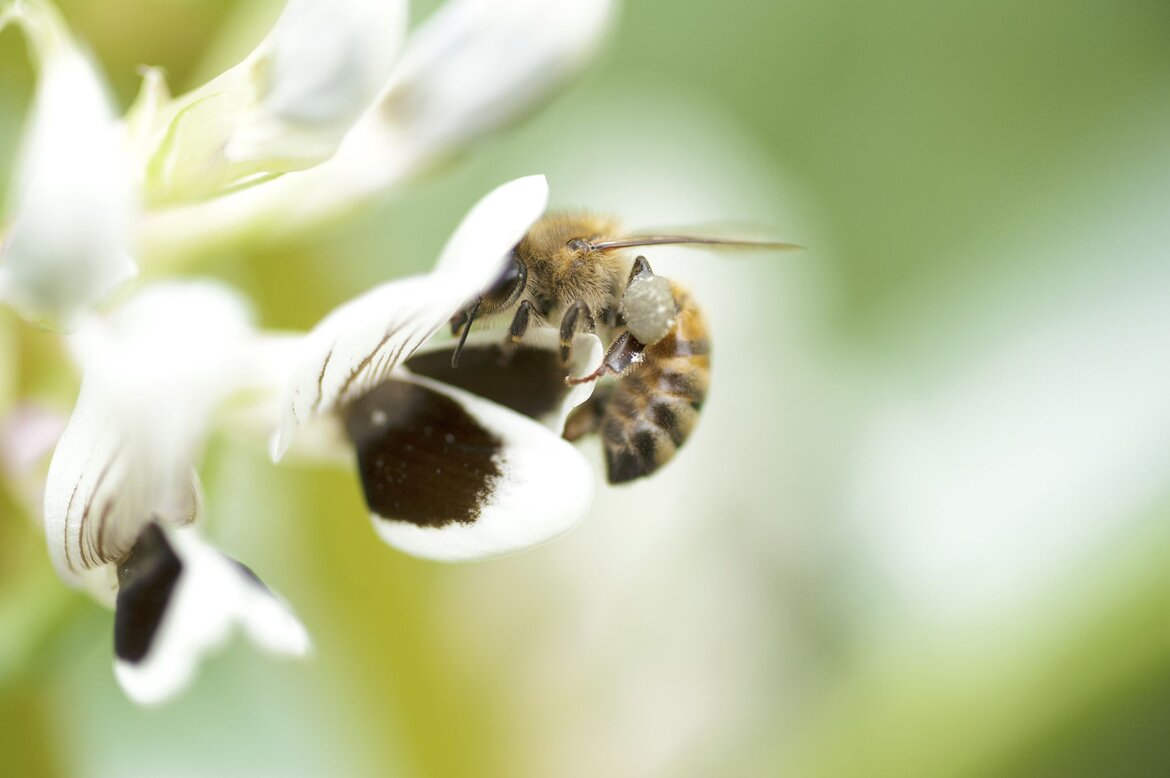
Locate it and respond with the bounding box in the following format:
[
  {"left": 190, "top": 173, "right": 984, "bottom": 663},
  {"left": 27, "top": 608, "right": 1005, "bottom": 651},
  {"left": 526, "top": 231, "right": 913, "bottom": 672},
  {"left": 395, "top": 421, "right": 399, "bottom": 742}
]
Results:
[
  {"left": 114, "top": 523, "right": 182, "bottom": 664},
  {"left": 337, "top": 331, "right": 393, "bottom": 405},
  {"left": 310, "top": 344, "right": 336, "bottom": 414},
  {"left": 82, "top": 457, "right": 117, "bottom": 566},
  {"left": 406, "top": 343, "right": 568, "bottom": 421},
  {"left": 345, "top": 379, "right": 502, "bottom": 528},
  {"left": 382, "top": 330, "right": 414, "bottom": 379},
  {"left": 97, "top": 499, "right": 115, "bottom": 566},
  {"left": 64, "top": 477, "right": 82, "bottom": 570}
]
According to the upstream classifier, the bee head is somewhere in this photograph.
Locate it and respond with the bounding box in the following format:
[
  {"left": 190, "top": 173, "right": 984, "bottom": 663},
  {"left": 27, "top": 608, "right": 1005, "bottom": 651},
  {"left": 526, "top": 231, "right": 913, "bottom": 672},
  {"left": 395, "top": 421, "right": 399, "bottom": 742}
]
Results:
[
  {"left": 448, "top": 251, "right": 529, "bottom": 366},
  {"left": 479, "top": 251, "right": 528, "bottom": 314}
]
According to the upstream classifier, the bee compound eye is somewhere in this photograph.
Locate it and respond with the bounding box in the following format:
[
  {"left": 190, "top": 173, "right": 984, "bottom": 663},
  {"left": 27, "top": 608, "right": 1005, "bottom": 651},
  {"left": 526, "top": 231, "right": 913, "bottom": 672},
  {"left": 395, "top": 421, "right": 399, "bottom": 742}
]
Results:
[{"left": 480, "top": 254, "right": 527, "bottom": 312}]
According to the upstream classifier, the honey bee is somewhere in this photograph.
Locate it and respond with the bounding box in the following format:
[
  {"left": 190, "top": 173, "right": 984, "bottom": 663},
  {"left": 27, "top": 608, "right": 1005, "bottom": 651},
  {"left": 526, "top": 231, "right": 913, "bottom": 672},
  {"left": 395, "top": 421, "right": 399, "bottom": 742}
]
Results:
[{"left": 443, "top": 212, "right": 794, "bottom": 484}]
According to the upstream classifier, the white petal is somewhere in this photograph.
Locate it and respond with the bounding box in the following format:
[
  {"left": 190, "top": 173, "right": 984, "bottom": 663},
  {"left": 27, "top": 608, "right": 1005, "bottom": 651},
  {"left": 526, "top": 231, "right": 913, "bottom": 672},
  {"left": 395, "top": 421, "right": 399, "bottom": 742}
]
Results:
[
  {"left": 113, "top": 523, "right": 309, "bottom": 707},
  {"left": 346, "top": 374, "right": 594, "bottom": 561},
  {"left": 138, "top": 0, "right": 609, "bottom": 257},
  {"left": 272, "top": 175, "right": 548, "bottom": 460},
  {"left": 43, "top": 282, "right": 261, "bottom": 581},
  {"left": 143, "top": 0, "right": 406, "bottom": 203},
  {"left": 42, "top": 376, "right": 143, "bottom": 584},
  {"left": 224, "top": 0, "right": 408, "bottom": 167},
  {"left": 0, "top": 1, "right": 137, "bottom": 330},
  {"left": 122, "top": 66, "right": 171, "bottom": 169},
  {"left": 433, "top": 174, "right": 549, "bottom": 274},
  {"left": 379, "top": 0, "right": 616, "bottom": 152}
]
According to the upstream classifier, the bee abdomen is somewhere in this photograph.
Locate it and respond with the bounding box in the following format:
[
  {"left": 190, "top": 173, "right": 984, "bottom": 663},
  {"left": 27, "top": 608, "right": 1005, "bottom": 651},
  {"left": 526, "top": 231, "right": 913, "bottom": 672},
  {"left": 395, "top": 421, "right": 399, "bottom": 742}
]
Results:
[{"left": 602, "top": 346, "right": 709, "bottom": 484}]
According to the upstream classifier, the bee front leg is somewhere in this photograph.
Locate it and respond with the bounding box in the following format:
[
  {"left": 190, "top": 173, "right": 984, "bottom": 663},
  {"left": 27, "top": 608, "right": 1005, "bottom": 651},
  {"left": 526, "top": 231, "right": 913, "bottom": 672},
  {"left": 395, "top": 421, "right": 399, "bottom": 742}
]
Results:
[
  {"left": 566, "top": 330, "right": 645, "bottom": 385},
  {"left": 508, "top": 300, "right": 536, "bottom": 343},
  {"left": 558, "top": 300, "right": 594, "bottom": 362}
]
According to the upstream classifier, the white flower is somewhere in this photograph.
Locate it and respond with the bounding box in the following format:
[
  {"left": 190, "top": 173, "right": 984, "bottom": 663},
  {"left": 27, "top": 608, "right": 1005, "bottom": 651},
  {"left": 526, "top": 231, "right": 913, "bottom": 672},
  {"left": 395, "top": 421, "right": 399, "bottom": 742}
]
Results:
[
  {"left": 140, "top": 0, "right": 617, "bottom": 259},
  {"left": 0, "top": 0, "right": 136, "bottom": 331},
  {"left": 5, "top": 0, "right": 616, "bottom": 703},
  {"left": 0, "top": 0, "right": 615, "bottom": 323},
  {"left": 42, "top": 281, "right": 308, "bottom": 705},
  {"left": 137, "top": 0, "right": 408, "bottom": 204},
  {"left": 276, "top": 175, "right": 604, "bottom": 561},
  {"left": 110, "top": 520, "right": 309, "bottom": 707}
]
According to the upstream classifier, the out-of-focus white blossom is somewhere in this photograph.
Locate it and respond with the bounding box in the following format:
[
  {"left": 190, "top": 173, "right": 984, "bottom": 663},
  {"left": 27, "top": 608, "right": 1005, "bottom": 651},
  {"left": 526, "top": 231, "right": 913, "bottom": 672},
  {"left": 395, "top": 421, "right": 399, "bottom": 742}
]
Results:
[
  {"left": 379, "top": 0, "right": 615, "bottom": 154},
  {"left": 1, "top": 0, "right": 617, "bottom": 315},
  {"left": 5, "top": 0, "right": 619, "bottom": 706},
  {"left": 0, "top": 0, "right": 136, "bottom": 331},
  {"left": 41, "top": 281, "right": 308, "bottom": 704},
  {"left": 139, "top": 0, "right": 407, "bottom": 204},
  {"left": 140, "top": 0, "right": 617, "bottom": 259},
  {"left": 113, "top": 522, "right": 310, "bottom": 707},
  {"left": 44, "top": 282, "right": 255, "bottom": 585}
]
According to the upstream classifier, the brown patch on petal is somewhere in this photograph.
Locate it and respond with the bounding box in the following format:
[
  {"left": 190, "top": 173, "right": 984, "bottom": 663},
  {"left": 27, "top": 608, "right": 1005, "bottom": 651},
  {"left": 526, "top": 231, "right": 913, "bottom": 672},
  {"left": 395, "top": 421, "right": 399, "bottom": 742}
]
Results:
[
  {"left": 115, "top": 523, "right": 182, "bottom": 664},
  {"left": 405, "top": 343, "right": 568, "bottom": 421},
  {"left": 344, "top": 379, "right": 503, "bottom": 528}
]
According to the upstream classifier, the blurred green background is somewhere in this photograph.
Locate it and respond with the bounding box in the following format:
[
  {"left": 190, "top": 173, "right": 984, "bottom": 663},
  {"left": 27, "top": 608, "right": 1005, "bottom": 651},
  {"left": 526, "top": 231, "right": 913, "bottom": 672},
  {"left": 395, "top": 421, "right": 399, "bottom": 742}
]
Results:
[{"left": 3, "top": 0, "right": 1170, "bottom": 775}]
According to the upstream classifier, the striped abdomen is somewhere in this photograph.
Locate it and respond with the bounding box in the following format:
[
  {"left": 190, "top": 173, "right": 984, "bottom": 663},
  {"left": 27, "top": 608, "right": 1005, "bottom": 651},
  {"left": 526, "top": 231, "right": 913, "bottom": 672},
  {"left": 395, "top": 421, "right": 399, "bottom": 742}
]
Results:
[{"left": 600, "top": 282, "right": 710, "bottom": 483}]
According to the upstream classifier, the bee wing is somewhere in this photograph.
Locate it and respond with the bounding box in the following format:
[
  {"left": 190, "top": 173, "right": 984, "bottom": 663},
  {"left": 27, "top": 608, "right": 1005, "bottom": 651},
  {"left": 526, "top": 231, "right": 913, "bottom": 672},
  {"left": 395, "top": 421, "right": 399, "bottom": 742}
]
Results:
[
  {"left": 344, "top": 373, "right": 595, "bottom": 562},
  {"left": 272, "top": 175, "right": 548, "bottom": 461}
]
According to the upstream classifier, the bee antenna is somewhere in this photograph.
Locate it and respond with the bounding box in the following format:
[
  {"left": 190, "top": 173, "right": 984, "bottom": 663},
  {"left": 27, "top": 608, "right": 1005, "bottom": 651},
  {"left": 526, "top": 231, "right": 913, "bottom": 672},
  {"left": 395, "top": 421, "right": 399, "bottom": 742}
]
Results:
[
  {"left": 591, "top": 236, "right": 801, "bottom": 252},
  {"left": 451, "top": 298, "right": 482, "bottom": 368}
]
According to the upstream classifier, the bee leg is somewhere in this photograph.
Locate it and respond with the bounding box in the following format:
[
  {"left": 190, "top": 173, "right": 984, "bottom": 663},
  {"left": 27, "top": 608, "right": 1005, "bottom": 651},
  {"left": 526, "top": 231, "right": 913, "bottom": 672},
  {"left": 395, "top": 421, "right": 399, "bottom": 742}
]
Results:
[
  {"left": 599, "top": 305, "right": 622, "bottom": 329},
  {"left": 498, "top": 300, "right": 536, "bottom": 364},
  {"left": 507, "top": 300, "right": 536, "bottom": 344},
  {"left": 566, "top": 330, "right": 645, "bottom": 385},
  {"left": 559, "top": 300, "right": 594, "bottom": 362}
]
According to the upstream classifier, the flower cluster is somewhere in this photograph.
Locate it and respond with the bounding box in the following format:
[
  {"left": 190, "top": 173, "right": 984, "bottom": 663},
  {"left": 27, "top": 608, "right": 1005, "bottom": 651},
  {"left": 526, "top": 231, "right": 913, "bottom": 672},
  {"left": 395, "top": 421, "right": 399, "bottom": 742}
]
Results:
[{"left": 0, "top": 0, "right": 615, "bottom": 705}]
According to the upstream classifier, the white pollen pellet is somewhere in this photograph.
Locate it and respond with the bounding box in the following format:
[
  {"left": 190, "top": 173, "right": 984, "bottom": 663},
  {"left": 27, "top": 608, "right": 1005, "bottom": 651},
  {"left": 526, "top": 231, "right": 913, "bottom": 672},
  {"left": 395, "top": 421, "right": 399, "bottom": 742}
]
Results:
[{"left": 620, "top": 275, "right": 677, "bottom": 344}]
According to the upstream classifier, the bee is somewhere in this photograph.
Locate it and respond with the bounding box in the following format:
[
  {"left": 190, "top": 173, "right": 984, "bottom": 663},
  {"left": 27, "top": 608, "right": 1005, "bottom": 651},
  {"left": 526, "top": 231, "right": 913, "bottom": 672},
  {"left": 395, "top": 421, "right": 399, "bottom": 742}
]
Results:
[{"left": 441, "top": 212, "right": 794, "bottom": 484}]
